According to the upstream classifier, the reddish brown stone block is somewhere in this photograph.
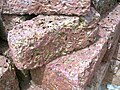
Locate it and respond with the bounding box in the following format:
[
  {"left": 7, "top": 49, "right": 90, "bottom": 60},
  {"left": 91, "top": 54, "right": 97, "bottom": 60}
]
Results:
[
  {"left": 2, "top": 0, "right": 90, "bottom": 16},
  {"left": 102, "top": 60, "right": 120, "bottom": 86},
  {"left": 86, "top": 61, "right": 110, "bottom": 90},
  {"left": 1, "top": 14, "right": 34, "bottom": 40},
  {"left": 30, "top": 4, "right": 120, "bottom": 90},
  {"left": 102, "top": 41, "right": 120, "bottom": 86},
  {"left": 0, "top": 55, "right": 19, "bottom": 90},
  {"left": 88, "top": 30, "right": 120, "bottom": 89},
  {"left": 92, "top": 0, "right": 117, "bottom": 15},
  {"left": 30, "top": 37, "right": 108, "bottom": 90},
  {"left": 8, "top": 8, "right": 100, "bottom": 69},
  {"left": 2, "top": 15, "right": 25, "bottom": 35}
]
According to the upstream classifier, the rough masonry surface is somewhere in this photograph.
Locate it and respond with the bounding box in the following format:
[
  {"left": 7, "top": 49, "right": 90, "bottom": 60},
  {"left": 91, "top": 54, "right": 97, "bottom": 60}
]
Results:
[
  {"left": 8, "top": 8, "right": 100, "bottom": 69},
  {"left": 2, "top": 0, "right": 90, "bottom": 16}
]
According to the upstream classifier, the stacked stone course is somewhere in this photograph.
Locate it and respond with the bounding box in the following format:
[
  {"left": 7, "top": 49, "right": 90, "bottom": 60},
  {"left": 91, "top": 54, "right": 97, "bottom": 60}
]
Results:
[{"left": 0, "top": 0, "right": 120, "bottom": 90}]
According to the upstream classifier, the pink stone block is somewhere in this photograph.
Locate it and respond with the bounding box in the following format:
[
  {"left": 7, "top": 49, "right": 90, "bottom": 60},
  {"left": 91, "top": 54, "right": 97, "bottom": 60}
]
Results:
[
  {"left": 2, "top": 0, "right": 90, "bottom": 16},
  {"left": 30, "top": 38, "right": 107, "bottom": 89},
  {"left": 88, "top": 61, "right": 110, "bottom": 90},
  {"left": 30, "top": 4, "right": 120, "bottom": 90},
  {"left": 92, "top": 0, "right": 117, "bottom": 15},
  {"left": 8, "top": 8, "right": 100, "bottom": 69},
  {"left": 2, "top": 15, "right": 25, "bottom": 34},
  {"left": 0, "top": 55, "right": 19, "bottom": 90}
]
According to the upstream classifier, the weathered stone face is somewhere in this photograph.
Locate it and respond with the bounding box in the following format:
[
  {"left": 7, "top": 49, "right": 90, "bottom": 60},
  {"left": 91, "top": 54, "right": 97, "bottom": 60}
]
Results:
[
  {"left": 88, "top": 61, "right": 110, "bottom": 90},
  {"left": 102, "top": 60, "right": 120, "bottom": 86},
  {"left": 30, "top": 40, "right": 107, "bottom": 90},
  {"left": 0, "top": 0, "right": 119, "bottom": 90},
  {"left": 102, "top": 40, "right": 120, "bottom": 86},
  {"left": 0, "top": 55, "right": 19, "bottom": 90},
  {"left": 30, "top": 4, "right": 120, "bottom": 90},
  {"left": 2, "top": 0, "right": 90, "bottom": 16},
  {"left": 1, "top": 15, "right": 25, "bottom": 35},
  {"left": 8, "top": 7, "right": 100, "bottom": 69},
  {"left": 88, "top": 32, "right": 120, "bottom": 89},
  {"left": 92, "top": 0, "right": 117, "bottom": 15}
]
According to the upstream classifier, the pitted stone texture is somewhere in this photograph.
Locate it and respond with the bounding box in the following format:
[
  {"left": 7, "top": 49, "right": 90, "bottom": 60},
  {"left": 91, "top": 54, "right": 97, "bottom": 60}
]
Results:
[
  {"left": 27, "top": 0, "right": 90, "bottom": 15},
  {"left": 30, "top": 4, "right": 120, "bottom": 90},
  {"left": 2, "top": 0, "right": 90, "bottom": 16},
  {"left": 2, "top": 15, "right": 25, "bottom": 36},
  {"left": 8, "top": 8, "right": 100, "bottom": 70},
  {"left": 92, "top": 0, "right": 117, "bottom": 15},
  {"left": 2, "top": 0, "right": 32, "bottom": 15},
  {"left": 0, "top": 55, "right": 19, "bottom": 90},
  {"left": 88, "top": 36, "right": 120, "bottom": 90},
  {"left": 30, "top": 39, "right": 107, "bottom": 90},
  {"left": 88, "top": 30, "right": 120, "bottom": 90}
]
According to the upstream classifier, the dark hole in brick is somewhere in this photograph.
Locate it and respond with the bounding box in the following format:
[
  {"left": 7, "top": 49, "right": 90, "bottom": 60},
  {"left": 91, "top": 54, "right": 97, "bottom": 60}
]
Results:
[
  {"left": 14, "top": 66, "right": 31, "bottom": 90},
  {"left": 43, "top": 27, "right": 46, "bottom": 29},
  {"left": 22, "top": 14, "right": 38, "bottom": 20},
  {"left": 48, "top": 0, "right": 51, "bottom": 4},
  {"left": 49, "top": 21, "right": 52, "bottom": 23}
]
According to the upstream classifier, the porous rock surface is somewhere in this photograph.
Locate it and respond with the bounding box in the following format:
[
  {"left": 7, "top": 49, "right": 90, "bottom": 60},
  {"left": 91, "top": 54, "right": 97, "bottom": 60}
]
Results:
[
  {"left": 92, "top": 0, "right": 117, "bottom": 15},
  {"left": 88, "top": 33, "right": 120, "bottom": 90},
  {"left": 2, "top": 0, "right": 90, "bottom": 16},
  {"left": 0, "top": 55, "right": 19, "bottom": 90},
  {"left": 103, "top": 60, "right": 120, "bottom": 86},
  {"left": 30, "top": 4, "right": 120, "bottom": 90},
  {"left": 0, "top": 0, "right": 119, "bottom": 90},
  {"left": 2, "top": 15, "right": 25, "bottom": 35},
  {"left": 8, "top": 8, "right": 100, "bottom": 69}
]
